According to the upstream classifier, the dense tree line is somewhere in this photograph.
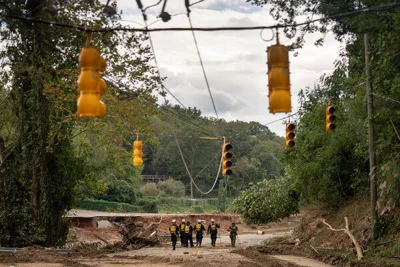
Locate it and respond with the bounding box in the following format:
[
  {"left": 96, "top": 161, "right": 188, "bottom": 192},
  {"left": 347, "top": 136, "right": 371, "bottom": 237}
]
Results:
[
  {"left": 235, "top": 0, "right": 400, "bottom": 228},
  {"left": 0, "top": 1, "right": 159, "bottom": 246},
  {"left": 143, "top": 103, "right": 284, "bottom": 198},
  {"left": 0, "top": 1, "right": 285, "bottom": 246}
]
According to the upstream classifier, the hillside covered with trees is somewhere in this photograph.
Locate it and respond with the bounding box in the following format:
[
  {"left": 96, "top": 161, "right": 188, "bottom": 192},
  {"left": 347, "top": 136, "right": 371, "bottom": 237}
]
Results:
[{"left": 1, "top": 2, "right": 400, "bottom": 262}]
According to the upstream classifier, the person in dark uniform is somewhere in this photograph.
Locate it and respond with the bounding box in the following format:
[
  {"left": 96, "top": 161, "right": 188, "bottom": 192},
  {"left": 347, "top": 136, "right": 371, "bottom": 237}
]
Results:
[
  {"left": 194, "top": 219, "right": 206, "bottom": 247},
  {"left": 207, "top": 218, "right": 220, "bottom": 247},
  {"left": 227, "top": 222, "right": 239, "bottom": 247},
  {"left": 169, "top": 219, "right": 179, "bottom": 250},
  {"left": 184, "top": 221, "right": 194, "bottom": 248},
  {"left": 179, "top": 219, "right": 186, "bottom": 246}
]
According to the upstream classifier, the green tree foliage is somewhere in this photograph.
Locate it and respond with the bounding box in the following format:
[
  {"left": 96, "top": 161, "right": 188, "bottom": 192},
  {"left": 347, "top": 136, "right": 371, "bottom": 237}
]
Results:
[
  {"left": 143, "top": 103, "right": 284, "bottom": 198},
  {"left": 0, "top": 1, "right": 158, "bottom": 246},
  {"left": 157, "top": 178, "right": 185, "bottom": 197},
  {"left": 247, "top": 0, "right": 400, "bottom": 211},
  {"left": 233, "top": 178, "right": 299, "bottom": 224},
  {"left": 140, "top": 183, "right": 158, "bottom": 196},
  {"left": 218, "top": 179, "right": 228, "bottom": 212}
]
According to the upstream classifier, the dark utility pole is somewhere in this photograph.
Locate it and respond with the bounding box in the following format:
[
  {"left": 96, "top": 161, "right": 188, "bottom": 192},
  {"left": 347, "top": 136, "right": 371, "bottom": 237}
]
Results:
[{"left": 364, "top": 33, "right": 378, "bottom": 241}]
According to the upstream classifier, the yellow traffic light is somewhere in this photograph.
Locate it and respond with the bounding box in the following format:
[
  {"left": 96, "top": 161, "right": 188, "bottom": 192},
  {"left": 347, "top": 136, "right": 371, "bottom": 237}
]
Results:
[
  {"left": 222, "top": 141, "right": 233, "bottom": 177},
  {"left": 326, "top": 105, "right": 336, "bottom": 131},
  {"left": 77, "top": 38, "right": 107, "bottom": 118},
  {"left": 285, "top": 123, "right": 295, "bottom": 148},
  {"left": 267, "top": 34, "right": 291, "bottom": 114},
  {"left": 133, "top": 140, "right": 143, "bottom": 167}
]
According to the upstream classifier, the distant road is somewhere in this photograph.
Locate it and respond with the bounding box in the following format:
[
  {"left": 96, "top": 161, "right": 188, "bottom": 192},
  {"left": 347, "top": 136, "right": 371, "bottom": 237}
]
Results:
[
  {"left": 66, "top": 209, "right": 168, "bottom": 218},
  {"left": 65, "top": 209, "right": 235, "bottom": 218}
]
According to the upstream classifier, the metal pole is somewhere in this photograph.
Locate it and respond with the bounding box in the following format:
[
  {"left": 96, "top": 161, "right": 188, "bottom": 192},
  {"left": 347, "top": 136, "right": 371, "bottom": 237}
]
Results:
[
  {"left": 364, "top": 33, "right": 378, "bottom": 242},
  {"left": 190, "top": 176, "right": 193, "bottom": 199}
]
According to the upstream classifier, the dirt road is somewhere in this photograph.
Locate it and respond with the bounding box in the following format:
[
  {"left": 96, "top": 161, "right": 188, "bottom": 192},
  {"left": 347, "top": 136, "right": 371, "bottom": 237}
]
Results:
[{"left": 0, "top": 213, "right": 332, "bottom": 267}]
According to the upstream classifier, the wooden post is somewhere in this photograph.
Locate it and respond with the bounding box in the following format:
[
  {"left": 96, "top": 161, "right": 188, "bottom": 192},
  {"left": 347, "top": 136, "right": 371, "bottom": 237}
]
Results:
[{"left": 364, "top": 33, "right": 378, "bottom": 242}]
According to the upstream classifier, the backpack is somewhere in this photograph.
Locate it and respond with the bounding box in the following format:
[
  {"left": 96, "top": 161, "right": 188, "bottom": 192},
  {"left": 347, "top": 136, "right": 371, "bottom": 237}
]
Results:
[
  {"left": 196, "top": 224, "right": 202, "bottom": 231},
  {"left": 185, "top": 225, "right": 190, "bottom": 234},
  {"left": 180, "top": 224, "right": 185, "bottom": 231},
  {"left": 211, "top": 224, "right": 216, "bottom": 230},
  {"left": 170, "top": 225, "right": 176, "bottom": 233}
]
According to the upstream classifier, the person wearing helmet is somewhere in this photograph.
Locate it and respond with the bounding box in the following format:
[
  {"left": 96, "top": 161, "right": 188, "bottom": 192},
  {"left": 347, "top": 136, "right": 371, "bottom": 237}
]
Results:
[
  {"left": 207, "top": 218, "right": 220, "bottom": 247},
  {"left": 184, "top": 221, "right": 194, "bottom": 248},
  {"left": 179, "top": 219, "right": 186, "bottom": 246},
  {"left": 169, "top": 219, "right": 179, "bottom": 250},
  {"left": 227, "top": 222, "right": 239, "bottom": 247},
  {"left": 194, "top": 219, "right": 206, "bottom": 247}
]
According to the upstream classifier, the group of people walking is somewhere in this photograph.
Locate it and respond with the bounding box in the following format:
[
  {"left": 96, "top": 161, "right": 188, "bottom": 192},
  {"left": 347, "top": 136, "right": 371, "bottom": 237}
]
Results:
[{"left": 168, "top": 218, "right": 239, "bottom": 250}]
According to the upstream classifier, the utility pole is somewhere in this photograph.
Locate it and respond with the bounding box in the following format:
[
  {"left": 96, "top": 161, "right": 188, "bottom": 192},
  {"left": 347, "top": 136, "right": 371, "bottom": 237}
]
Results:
[
  {"left": 190, "top": 175, "right": 193, "bottom": 199},
  {"left": 364, "top": 33, "right": 378, "bottom": 242}
]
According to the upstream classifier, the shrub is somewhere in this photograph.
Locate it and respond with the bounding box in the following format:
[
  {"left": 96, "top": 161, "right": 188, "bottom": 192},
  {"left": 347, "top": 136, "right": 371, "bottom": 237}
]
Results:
[
  {"left": 191, "top": 205, "right": 204, "bottom": 213},
  {"left": 74, "top": 199, "right": 138, "bottom": 212},
  {"left": 233, "top": 177, "right": 299, "bottom": 224},
  {"left": 157, "top": 178, "right": 185, "bottom": 197},
  {"left": 218, "top": 179, "right": 227, "bottom": 212},
  {"left": 140, "top": 183, "right": 158, "bottom": 196},
  {"left": 97, "top": 179, "right": 136, "bottom": 204},
  {"left": 137, "top": 198, "right": 158, "bottom": 213}
]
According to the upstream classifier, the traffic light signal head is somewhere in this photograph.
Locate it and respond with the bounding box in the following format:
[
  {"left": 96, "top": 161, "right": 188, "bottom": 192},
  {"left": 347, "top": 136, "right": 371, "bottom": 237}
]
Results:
[
  {"left": 222, "top": 141, "right": 233, "bottom": 176},
  {"left": 77, "top": 39, "right": 107, "bottom": 118},
  {"left": 326, "top": 105, "right": 336, "bottom": 131},
  {"left": 285, "top": 123, "right": 295, "bottom": 148},
  {"left": 133, "top": 140, "right": 143, "bottom": 166},
  {"left": 267, "top": 42, "right": 291, "bottom": 114}
]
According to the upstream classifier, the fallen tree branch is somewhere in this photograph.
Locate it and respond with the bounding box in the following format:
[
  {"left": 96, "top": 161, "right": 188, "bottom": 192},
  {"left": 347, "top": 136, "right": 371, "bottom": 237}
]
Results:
[
  {"left": 94, "top": 234, "right": 111, "bottom": 245},
  {"left": 322, "top": 217, "right": 363, "bottom": 260},
  {"left": 310, "top": 244, "right": 319, "bottom": 254}
]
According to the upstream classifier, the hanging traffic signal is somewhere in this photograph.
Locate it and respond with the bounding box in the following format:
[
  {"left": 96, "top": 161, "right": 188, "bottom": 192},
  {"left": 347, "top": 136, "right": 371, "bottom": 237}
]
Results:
[
  {"left": 133, "top": 140, "right": 143, "bottom": 166},
  {"left": 222, "top": 140, "right": 233, "bottom": 177},
  {"left": 267, "top": 33, "right": 291, "bottom": 114},
  {"left": 77, "top": 37, "right": 107, "bottom": 118},
  {"left": 326, "top": 105, "right": 336, "bottom": 131},
  {"left": 285, "top": 123, "right": 295, "bottom": 148}
]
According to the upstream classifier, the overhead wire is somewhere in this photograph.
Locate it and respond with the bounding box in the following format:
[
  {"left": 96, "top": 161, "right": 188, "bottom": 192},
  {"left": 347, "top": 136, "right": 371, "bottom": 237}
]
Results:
[
  {"left": 135, "top": 0, "right": 187, "bottom": 109},
  {"left": 263, "top": 112, "right": 300, "bottom": 126},
  {"left": 371, "top": 92, "right": 400, "bottom": 104},
  {"left": 186, "top": 5, "right": 218, "bottom": 118},
  {"left": 172, "top": 127, "right": 223, "bottom": 195},
  {"left": 103, "top": 75, "right": 214, "bottom": 136},
  {"left": 134, "top": 0, "right": 223, "bottom": 195},
  {"left": 1, "top": 2, "right": 400, "bottom": 33}
]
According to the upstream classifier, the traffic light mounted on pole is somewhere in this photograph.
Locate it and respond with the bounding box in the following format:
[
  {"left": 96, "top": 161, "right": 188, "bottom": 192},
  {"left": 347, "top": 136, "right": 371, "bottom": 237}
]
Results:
[
  {"left": 77, "top": 36, "right": 107, "bottom": 118},
  {"left": 133, "top": 135, "right": 143, "bottom": 167},
  {"left": 325, "top": 104, "right": 336, "bottom": 131},
  {"left": 222, "top": 139, "right": 233, "bottom": 177},
  {"left": 285, "top": 122, "right": 295, "bottom": 148},
  {"left": 267, "top": 31, "right": 291, "bottom": 114}
]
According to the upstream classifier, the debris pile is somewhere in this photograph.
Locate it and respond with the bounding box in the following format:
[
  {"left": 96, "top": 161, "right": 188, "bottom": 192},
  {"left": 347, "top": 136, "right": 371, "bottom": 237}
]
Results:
[{"left": 115, "top": 217, "right": 160, "bottom": 249}]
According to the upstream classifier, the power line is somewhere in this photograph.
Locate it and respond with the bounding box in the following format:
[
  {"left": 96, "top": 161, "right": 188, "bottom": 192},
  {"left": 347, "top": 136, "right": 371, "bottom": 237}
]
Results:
[
  {"left": 1, "top": 2, "right": 400, "bottom": 33},
  {"left": 371, "top": 92, "right": 400, "bottom": 104},
  {"left": 172, "top": 127, "right": 222, "bottom": 195},
  {"left": 104, "top": 75, "right": 214, "bottom": 136},
  {"left": 187, "top": 14, "right": 218, "bottom": 118},
  {"left": 263, "top": 112, "right": 299, "bottom": 126},
  {"left": 136, "top": 1, "right": 188, "bottom": 109}
]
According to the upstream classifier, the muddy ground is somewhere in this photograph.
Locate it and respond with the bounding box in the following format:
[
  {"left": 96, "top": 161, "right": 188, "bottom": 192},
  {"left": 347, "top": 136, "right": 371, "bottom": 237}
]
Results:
[
  {"left": 0, "top": 211, "right": 389, "bottom": 266},
  {"left": 0, "top": 213, "right": 306, "bottom": 267}
]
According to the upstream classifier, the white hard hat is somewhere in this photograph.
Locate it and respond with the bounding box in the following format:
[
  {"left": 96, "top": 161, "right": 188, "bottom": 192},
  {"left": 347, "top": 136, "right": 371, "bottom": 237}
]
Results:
[
  {"left": 211, "top": 218, "right": 215, "bottom": 222},
  {"left": 182, "top": 219, "right": 186, "bottom": 222},
  {"left": 172, "top": 219, "right": 176, "bottom": 223},
  {"left": 198, "top": 219, "right": 201, "bottom": 223}
]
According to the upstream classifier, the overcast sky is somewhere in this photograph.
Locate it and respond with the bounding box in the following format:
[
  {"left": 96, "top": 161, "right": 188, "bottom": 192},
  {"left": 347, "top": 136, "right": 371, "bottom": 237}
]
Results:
[{"left": 114, "top": 0, "right": 342, "bottom": 137}]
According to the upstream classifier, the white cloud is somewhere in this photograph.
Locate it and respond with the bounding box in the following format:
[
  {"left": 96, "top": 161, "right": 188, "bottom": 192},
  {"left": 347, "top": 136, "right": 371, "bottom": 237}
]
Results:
[{"left": 115, "top": 0, "right": 342, "bottom": 137}]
